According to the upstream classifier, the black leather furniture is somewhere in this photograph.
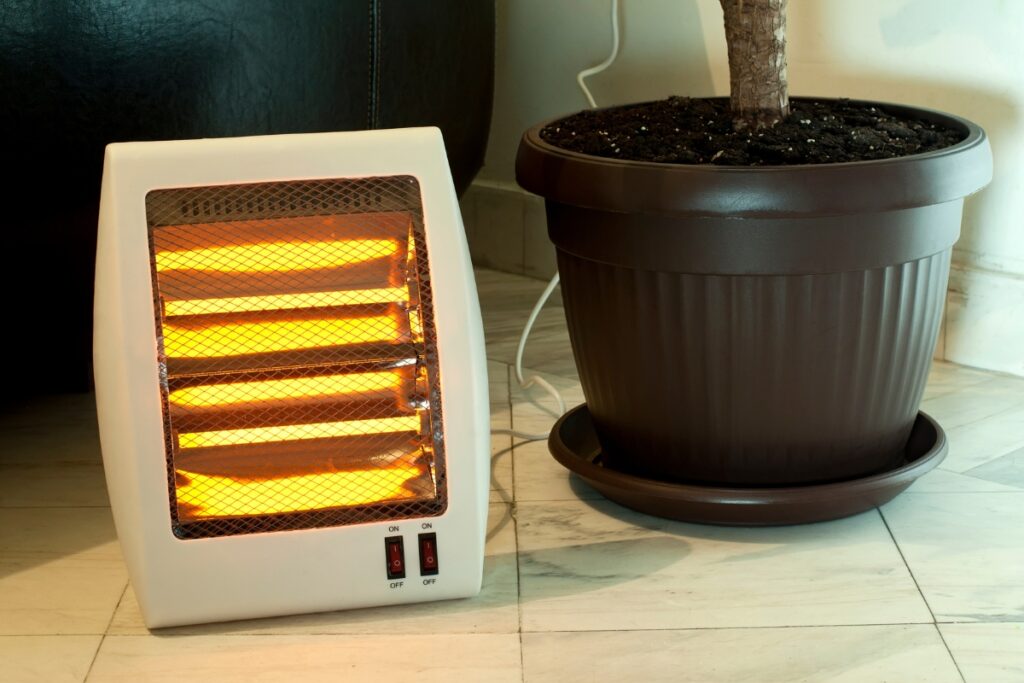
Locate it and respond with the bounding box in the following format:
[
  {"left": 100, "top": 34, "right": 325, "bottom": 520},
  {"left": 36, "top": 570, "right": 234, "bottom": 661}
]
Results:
[{"left": 0, "top": 0, "right": 494, "bottom": 393}]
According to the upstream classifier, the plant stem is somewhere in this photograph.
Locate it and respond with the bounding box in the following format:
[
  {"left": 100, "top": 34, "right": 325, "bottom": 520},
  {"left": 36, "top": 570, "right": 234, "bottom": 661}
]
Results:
[{"left": 720, "top": 0, "right": 789, "bottom": 129}]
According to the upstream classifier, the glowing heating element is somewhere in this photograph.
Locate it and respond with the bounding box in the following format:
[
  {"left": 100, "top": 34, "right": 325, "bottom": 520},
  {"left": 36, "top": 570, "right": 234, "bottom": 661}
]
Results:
[
  {"left": 136, "top": 174, "right": 453, "bottom": 543},
  {"left": 177, "top": 415, "right": 422, "bottom": 449},
  {"left": 164, "top": 287, "right": 409, "bottom": 317},
  {"left": 176, "top": 466, "right": 425, "bottom": 519},
  {"left": 162, "top": 313, "right": 403, "bottom": 358},
  {"left": 169, "top": 372, "right": 404, "bottom": 408},
  {"left": 156, "top": 238, "right": 400, "bottom": 273}
]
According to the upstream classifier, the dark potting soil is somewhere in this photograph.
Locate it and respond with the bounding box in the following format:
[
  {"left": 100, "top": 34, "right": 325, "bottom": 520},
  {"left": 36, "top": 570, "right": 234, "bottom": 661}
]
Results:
[{"left": 539, "top": 97, "right": 966, "bottom": 166}]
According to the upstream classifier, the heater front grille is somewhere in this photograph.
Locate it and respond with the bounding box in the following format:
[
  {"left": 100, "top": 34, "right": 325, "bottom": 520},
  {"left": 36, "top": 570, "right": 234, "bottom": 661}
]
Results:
[{"left": 145, "top": 176, "right": 446, "bottom": 539}]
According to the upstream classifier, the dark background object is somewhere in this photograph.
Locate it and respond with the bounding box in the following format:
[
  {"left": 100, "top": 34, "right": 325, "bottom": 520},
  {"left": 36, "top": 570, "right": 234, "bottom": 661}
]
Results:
[{"left": 0, "top": 0, "right": 494, "bottom": 394}]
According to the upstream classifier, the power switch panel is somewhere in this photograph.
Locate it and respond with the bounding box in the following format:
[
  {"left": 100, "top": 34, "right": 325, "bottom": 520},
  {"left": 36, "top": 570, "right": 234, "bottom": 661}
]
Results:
[
  {"left": 385, "top": 536, "right": 406, "bottom": 579},
  {"left": 418, "top": 533, "right": 439, "bottom": 576}
]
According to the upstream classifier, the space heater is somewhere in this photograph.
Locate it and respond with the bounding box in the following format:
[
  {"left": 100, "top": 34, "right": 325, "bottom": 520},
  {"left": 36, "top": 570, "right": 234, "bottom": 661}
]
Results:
[{"left": 94, "top": 128, "right": 489, "bottom": 628}]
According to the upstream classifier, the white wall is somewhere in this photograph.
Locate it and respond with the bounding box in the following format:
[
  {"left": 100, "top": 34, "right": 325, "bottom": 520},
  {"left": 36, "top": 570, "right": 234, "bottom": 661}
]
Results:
[
  {"left": 482, "top": 0, "right": 715, "bottom": 184},
  {"left": 470, "top": 0, "right": 1024, "bottom": 376}
]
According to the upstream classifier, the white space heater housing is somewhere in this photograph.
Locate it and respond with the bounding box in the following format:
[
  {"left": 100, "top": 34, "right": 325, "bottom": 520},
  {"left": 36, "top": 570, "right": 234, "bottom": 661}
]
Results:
[{"left": 95, "top": 128, "right": 489, "bottom": 628}]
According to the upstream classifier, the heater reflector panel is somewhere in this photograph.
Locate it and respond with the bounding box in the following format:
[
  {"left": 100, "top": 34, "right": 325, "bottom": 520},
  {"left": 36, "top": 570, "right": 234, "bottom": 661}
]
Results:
[{"left": 145, "top": 176, "right": 446, "bottom": 539}]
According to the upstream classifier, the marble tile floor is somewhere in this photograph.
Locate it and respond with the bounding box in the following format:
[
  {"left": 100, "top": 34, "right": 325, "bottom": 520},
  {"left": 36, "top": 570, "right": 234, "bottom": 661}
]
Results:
[{"left": 2, "top": 268, "right": 1024, "bottom": 682}]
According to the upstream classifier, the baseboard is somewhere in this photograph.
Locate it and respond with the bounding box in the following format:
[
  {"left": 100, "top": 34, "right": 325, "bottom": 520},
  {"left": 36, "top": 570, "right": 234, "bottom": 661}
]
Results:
[
  {"left": 460, "top": 180, "right": 556, "bottom": 280},
  {"left": 945, "top": 263, "right": 1024, "bottom": 377}
]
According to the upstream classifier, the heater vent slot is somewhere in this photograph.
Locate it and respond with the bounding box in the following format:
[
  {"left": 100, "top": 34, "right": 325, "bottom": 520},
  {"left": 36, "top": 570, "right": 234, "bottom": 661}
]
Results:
[{"left": 146, "top": 176, "right": 446, "bottom": 539}]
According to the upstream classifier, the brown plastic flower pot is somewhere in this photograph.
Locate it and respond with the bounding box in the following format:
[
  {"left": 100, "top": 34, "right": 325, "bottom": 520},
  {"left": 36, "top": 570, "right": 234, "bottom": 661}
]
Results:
[{"left": 516, "top": 98, "right": 992, "bottom": 490}]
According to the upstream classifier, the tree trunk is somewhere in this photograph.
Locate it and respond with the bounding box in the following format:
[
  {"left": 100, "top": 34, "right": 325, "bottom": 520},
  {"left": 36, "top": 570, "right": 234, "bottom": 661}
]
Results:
[{"left": 720, "top": 0, "right": 789, "bottom": 130}]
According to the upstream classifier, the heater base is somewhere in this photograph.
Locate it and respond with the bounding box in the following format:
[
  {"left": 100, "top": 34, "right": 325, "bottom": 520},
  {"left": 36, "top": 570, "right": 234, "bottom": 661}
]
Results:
[{"left": 549, "top": 404, "right": 947, "bottom": 526}]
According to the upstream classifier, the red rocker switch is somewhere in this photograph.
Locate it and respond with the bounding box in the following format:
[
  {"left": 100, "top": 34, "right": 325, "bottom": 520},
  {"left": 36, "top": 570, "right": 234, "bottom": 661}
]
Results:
[
  {"left": 419, "top": 533, "right": 439, "bottom": 576},
  {"left": 385, "top": 536, "right": 406, "bottom": 579}
]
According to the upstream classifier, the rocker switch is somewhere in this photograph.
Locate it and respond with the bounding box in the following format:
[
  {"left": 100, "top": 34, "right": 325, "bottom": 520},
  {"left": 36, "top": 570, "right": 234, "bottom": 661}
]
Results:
[
  {"left": 418, "top": 533, "right": 439, "bottom": 576},
  {"left": 385, "top": 536, "right": 406, "bottom": 579}
]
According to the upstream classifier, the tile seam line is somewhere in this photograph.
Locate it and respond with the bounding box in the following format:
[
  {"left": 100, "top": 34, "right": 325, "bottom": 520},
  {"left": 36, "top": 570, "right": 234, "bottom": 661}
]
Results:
[
  {"left": 83, "top": 580, "right": 129, "bottom": 682},
  {"left": 893, "top": 490, "right": 1022, "bottom": 495},
  {"left": 88, "top": 627, "right": 963, "bottom": 652},
  {"left": 88, "top": 622, "right": 971, "bottom": 639},
  {"left": 486, "top": 365, "right": 578, "bottom": 385},
  {"left": 923, "top": 397, "right": 1024, "bottom": 432},
  {"left": 517, "top": 621, "right": 945, "bottom": 635},
  {"left": 879, "top": 508, "right": 967, "bottom": 683},
  {"left": 0, "top": 633, "right": 111, "bottom": 637},
  {"left": 98, "top": 631, "right": 523, "bottom": 637},
  {"left": 0, "top": 503, "right": 110, "bottom": 508},
  {"left": 961, "top": 449, "right": 1024, "bottom": 479},
  {"left": 508, "top": 362, "right": 528, "bottom": 683}
]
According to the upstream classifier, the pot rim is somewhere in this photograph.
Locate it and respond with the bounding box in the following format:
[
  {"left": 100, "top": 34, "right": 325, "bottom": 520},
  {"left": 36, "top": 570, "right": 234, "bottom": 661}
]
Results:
[{"left": 516, "top": 96, "right": 993, "bottom": 217}]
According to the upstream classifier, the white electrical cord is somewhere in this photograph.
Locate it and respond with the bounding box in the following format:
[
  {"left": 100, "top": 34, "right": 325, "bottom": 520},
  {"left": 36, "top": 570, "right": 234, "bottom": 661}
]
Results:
[
  {"left": 513, "top": 272, "right": 566, "bottom": 418},
  {"left": 577, "top": 0, "right": 621, "bottom": 109},
  {"left": 492, "top": 274, "right": 567, "bottom": 441},
  {"left": 492, "top": 0, "right": 621, "bottom": 442}
]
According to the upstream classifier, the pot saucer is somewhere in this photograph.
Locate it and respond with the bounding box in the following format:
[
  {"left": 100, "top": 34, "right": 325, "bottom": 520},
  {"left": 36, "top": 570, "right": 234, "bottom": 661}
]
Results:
[{"left": 548, "top": 404, "right": 947, "bottom": 526}]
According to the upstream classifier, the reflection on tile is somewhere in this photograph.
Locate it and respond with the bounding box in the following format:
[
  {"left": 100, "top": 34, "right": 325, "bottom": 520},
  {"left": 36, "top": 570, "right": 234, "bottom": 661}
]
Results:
[
  {"left": 475, "top": 269, "right": 577, "bottom": 380},
  {"left": 522, "top": 625, "right": 961, "bottom": 683},
  {"left": 0, "top": 508, "right": 127, "bottom": 635},
  {"left": 108, "top": 504, "right": 518, "bottom": 636},
  {"left": 921, "top": 377, "right": 1024, "bottom": 431},
  {"left": 89, "top": 633, "right": 522, "bottom": 683},
  {"left": 940, "top": 622, "right": 1024, "bottom": 683},
  {"left": 0, "top": 635, "right": 101, "bottom": 683},
  {"left": 882, "top": 492, "right": 1024, "bottom": 622},
  {"left": 922, "top": 361, "right": 997, "bottom": 401},
  {"left": 0, "top": 463, "right": 108, "bottom": 508},
  {"left": 490, "top": 430, "right": 514, "bottom": 504},
  {"left": 0, "top": 393, "right": 101, "bottom": 466},
  {"left": 487, "top": 360, "right": 510, "bottom": 408},
  {"left": 517, "top": 499, "right": 930, "bottom": 632},
  {"left": 966, "top": 446, "right": 1024, "bottom": 489},
  {"left": 942, "top": 405, "right": 1024, "bottom": 473},
  {"left": 510, "top": 366, "right": 583, "bottom": 414},
  {"left": 905, "top": 467, "right": 1019, "bottom": 494},
  {"left": 510, "top": 373, "right": 581, "bottom": 442},
  {"left": 489, "top": 361, "right": 514, "bottom": 503},
  {"left": 513, "top": 437, "right": 603, "bottom": 503},
  {"left": 510, "top": 366, "right": 594, "bottom": 502}
]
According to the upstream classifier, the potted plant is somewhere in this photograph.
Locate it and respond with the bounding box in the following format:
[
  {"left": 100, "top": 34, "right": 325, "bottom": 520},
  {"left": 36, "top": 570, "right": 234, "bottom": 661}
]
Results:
[{"left": 515, "top": 0, "right": 992, "bottom": 524}]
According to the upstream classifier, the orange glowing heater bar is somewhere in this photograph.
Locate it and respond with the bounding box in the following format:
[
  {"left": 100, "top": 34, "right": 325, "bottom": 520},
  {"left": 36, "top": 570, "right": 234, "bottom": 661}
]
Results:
[
  {"left": 168, "top": 372, "right": 405, "bottom": 408},
  {"left": 162, "top": 313, "right": 404, "bottom": 358},
  {"left": 175, "top": 465, "right": 427, "bottom": 519},
  {"left": 156, "top": 238, "right": 400, "bottom": 273}
]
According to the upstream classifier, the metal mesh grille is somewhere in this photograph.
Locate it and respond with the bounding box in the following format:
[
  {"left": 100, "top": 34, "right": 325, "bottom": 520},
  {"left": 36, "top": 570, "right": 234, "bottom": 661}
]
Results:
[{"left": 145, "top": 176, "right": 447, "bottom": 539}]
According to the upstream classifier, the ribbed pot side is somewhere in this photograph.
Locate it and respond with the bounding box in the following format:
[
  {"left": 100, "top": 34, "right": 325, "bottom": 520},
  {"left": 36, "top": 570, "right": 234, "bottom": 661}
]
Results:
[
  {"left": 517, "top": 98, "right": 993, "bottom": 487},
  {"left": 555, "top": 214, "right": 949, "bottom": 485}
]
